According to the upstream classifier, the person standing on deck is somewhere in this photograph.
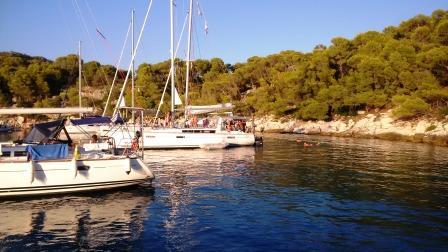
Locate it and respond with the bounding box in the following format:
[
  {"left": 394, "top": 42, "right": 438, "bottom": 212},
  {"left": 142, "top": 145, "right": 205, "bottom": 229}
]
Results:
[
  {"left": 192, "top": 115, "right": 198, "bottom": 128},
  {"left": 165, "top": 111, "right": 173, "bottom": 128}
]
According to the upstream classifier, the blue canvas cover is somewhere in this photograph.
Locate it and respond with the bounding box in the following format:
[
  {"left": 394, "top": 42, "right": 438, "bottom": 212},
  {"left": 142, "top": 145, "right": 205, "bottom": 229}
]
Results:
[
  {"left": 111, "top": 112, "right": 124, "bottom": 124},
  {"left": 25, "top": 144, "right": 68, "bottom": 161},
  {"left": 70, "top": 116, "right": 111, "bottom": 126}
]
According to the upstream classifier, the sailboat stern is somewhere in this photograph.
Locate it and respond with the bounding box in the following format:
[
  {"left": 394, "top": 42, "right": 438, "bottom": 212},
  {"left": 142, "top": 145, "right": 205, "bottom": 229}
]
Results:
[{"left": 131, "top": 158, "right": 155, "bottom": 181}]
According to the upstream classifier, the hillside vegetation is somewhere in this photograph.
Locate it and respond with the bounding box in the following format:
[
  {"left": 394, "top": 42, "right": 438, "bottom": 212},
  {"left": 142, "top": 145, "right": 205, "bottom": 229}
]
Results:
[{"left": 1, "top": 9, "right": 447, "bottom": 120}]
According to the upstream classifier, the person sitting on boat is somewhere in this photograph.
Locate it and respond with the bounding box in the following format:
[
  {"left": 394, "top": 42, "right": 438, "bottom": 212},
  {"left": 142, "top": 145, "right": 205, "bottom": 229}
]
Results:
[
  {"left": 233, "top": 120, "right": 240, "bottom": 131},
  {"left": 91, "top": 134, "right": 98, "bottom": 143},
  {"left": 203, "top": 117, "right": 209, "bottom": 128},
  {"left": 156, "top": 117, "right": 162, "bottom": 128},
  {"left": 226, "top": 120, "right": 234, "bottom": 131},
  {"left": 236, "top": 120, "right": 245, "bottom": 131},
  {"left": 209, "top": 119, "right": 216, "bottom": 128}
]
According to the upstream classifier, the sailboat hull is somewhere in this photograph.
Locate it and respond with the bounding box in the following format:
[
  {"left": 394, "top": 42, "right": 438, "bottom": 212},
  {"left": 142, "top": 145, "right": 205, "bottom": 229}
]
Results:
[
  {"left": 0, "top": 157, "right": 153, "bottom": 197},
  {"left": 107, "top": 128, "right": 255, "bottom": 149}
]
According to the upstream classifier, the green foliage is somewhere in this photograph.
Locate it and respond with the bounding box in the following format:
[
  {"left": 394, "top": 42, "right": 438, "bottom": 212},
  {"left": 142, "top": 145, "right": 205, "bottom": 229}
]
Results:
[
  {"left": 435, "top": 20, "right": 448, "bottom": 45},
  {"left": 299, "top": 100, "right": 329, "bottom": 121},
  {"left": 439, "top": 107, "right": 448, "bottom": 117},
  {"left": 392, "top": 95, "right": 429, "bottom": 119},
  {"left": 0, "top": 52, "right": 124, "bottom": 112},
  {"left": 426, "top": 124, "right": 437, "bottom": 132},
  {"left": 0, "top": 10, "right": 447, "bottom": 121}
]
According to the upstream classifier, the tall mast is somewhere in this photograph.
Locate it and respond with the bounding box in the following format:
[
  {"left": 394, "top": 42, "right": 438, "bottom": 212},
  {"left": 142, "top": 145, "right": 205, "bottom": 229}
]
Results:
[
  {"left": 170, "top": 0, "right": 175, "bottom": 114},
  {"left": 131, "top": 9, "right": 135, "bottom": 122},
  {"left": 184, "top": 0, "right": 193, "bottom": 119},
  {"left": 78, "top": 41, "right": 82, "bottom": 117},
  {"left": 113, "top": 0, "right": 153, "bottom": 117}
]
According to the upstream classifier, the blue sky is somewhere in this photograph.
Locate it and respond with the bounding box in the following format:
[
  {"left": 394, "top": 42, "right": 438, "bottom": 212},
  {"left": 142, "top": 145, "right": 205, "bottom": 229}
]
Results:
[{"left": 0, "top": 0, "right": 447, "bottom": 68}]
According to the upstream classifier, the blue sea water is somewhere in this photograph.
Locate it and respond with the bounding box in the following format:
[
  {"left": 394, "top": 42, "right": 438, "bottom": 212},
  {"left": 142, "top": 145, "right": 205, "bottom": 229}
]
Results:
[{"left": 0, "top": 134, "right": 447, "bottom": 251}]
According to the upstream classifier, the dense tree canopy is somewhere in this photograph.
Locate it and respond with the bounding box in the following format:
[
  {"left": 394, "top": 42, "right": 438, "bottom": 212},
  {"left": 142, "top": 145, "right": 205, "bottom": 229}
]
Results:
[{"left": 1, "top": 10, "right": 447, "bottom": 120}]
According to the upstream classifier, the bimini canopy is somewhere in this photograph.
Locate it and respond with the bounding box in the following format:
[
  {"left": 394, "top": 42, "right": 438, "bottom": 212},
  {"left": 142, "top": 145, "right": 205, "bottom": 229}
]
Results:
[
  {"left": 70, "top": 116, "right": 111, "bottom": 126},
  {"left": 185, "top": 103, "right": 234, "bottom": 115},
  {"left": 23, "top": 119, "right": 71, "bottom": 144}
]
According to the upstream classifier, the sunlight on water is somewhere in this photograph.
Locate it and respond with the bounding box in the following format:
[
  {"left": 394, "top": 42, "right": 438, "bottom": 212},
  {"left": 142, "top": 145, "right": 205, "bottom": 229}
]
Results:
[{"left": 1, "top": 134, "right": 447, "bottom": 250}]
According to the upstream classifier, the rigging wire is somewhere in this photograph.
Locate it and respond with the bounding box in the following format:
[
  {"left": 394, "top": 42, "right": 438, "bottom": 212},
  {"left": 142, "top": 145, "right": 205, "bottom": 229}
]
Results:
[
  {"left": 103, "top": 21, "right": 132, "bottom": 116},
  {"left": 83, "top": 0, "right": 101, "bottom": 32},
  {"left": 114, "top": 0, "right": 154, "bottom": 116},
  {"left": 56, "top": 1, "right": 79, "bottom": 108},
  {"left": 156, "top": 0, "right": 208, "bottom": 119},
  {"left": 154, "top": 11, "right": 190, "bottom": 119},
  {"left": 72, "top": 0, "right": 111, "bottom": 86},
  {"left": 83, "top": 0, "right": 126, "bottom": 81},
  {"left": 192, "top": 0, "right": 209, "bottom": 60},
  {"left": 57, "top": 0, "right": 75, "bottom": 48},
  {"left": 81, "top": 70, "right": 97, "bottom": 110},
  {"left": 196, "top": 0, "right": 208, "bottom": 35}
]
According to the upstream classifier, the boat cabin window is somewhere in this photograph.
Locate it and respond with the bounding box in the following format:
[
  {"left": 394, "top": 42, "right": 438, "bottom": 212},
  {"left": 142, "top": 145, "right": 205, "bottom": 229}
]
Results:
[{"left": 0, "top": 150, "right": 27, "bottom": 157}]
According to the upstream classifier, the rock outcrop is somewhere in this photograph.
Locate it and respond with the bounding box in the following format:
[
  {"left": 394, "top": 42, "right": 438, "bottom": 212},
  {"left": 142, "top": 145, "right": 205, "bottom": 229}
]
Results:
[{"left": 253, "top": 110, "right": 448, "bottom": 146}]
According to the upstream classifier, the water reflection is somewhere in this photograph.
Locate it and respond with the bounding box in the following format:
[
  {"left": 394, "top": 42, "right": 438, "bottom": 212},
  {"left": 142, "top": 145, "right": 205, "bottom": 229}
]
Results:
[
  {"left": 144, "top": 147, "right": 256, "bottom": 250},
  {"left": 0, "top": 188, "right": 154, "bottom": 250},
  {"left": 1, "top": 134, "right": 447, "bottom": 250},
  {"left": 142, "top": 135, "right": 448, "bottom": 250},
  {"left": 256, "top": 134, "right": 448, "bottom": 209}
]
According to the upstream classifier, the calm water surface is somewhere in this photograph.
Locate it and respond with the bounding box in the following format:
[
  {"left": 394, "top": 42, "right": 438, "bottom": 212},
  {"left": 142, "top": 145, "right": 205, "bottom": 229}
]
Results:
[{"left": 0, "top": 133, "right": 447, "bottom": 251}]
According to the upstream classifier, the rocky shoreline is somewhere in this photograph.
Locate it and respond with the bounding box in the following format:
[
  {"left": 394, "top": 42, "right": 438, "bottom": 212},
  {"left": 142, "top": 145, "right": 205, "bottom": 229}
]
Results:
[
  {"left": 2, "top": 111, "right": 448, "bottom": 147},
  {"left": 253, "top": 110, "right": 448, "bottom": 147}
]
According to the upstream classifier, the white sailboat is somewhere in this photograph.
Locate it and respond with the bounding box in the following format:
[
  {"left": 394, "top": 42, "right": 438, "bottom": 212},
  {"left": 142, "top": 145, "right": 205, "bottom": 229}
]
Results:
[
  {"left": 0, "top": 115, "right": 154, "bottom": 198},
  {"left": 105, "top": 0, "right": 255, "bottom": 149},
  {"left": 68, "top": 1, "right": 255, "bottom": 149}
]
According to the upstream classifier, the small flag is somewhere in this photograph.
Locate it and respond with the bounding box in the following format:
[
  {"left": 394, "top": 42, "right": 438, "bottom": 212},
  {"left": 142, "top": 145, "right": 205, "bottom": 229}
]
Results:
[
  {"left": 204, "top": 20, "right": 209, "bottom": 35},
  {"left": 197, "top": 1, "right": 202, "bottom": 16},
  {"left": 111, "top": 111, "right": 123, "bottom": 124}
]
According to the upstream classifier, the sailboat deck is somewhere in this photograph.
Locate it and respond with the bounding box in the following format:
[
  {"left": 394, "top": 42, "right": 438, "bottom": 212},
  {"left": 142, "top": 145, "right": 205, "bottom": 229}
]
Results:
[{"left": 0, "top": 154, "right": 132, "bottom": 163}]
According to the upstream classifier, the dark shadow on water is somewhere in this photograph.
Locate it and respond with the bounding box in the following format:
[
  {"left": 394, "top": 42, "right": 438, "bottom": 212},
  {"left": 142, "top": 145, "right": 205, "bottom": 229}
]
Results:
[{"left": 0, "top": 185, "right": 155, "bottom": 251}]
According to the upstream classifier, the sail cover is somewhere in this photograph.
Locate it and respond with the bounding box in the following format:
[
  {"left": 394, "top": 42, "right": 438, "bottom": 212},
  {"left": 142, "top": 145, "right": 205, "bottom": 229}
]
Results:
[
  {"left": 185, "top": 103, "right": 233, "bottom": 115},
  {"left": 70, "top": 116, "right": 111, "bottom": 126}
]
